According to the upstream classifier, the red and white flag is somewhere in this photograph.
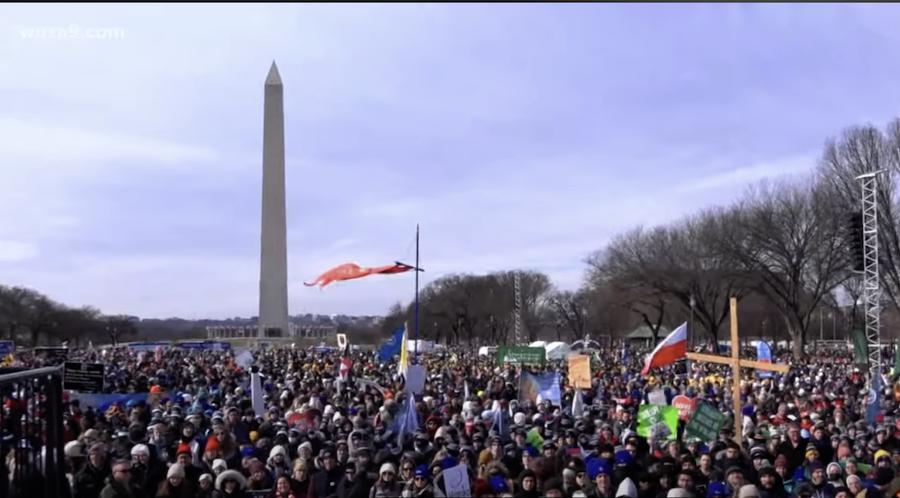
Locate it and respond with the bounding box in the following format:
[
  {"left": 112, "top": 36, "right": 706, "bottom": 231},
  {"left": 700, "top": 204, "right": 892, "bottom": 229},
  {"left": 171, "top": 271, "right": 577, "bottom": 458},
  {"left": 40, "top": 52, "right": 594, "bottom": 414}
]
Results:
[
  {"left": 641, "top": 323, "right": 687, "bottom": 375},
  {"left": 339, "top": 356, "right": 352, "bottom": 380}
]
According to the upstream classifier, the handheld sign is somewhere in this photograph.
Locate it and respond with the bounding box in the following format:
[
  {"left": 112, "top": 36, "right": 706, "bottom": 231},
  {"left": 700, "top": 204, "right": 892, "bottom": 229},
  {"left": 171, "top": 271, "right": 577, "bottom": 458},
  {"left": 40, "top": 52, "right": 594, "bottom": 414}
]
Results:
[{"left": 63, "top": 362, "right": 105, "bottom": 393}]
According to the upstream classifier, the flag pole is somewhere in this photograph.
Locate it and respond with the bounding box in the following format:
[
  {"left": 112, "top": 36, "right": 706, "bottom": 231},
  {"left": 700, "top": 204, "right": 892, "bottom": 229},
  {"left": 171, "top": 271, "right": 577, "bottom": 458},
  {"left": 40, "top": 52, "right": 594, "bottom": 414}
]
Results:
[{"left": 414, "top": 223, "right": 420, "bottom": 363}]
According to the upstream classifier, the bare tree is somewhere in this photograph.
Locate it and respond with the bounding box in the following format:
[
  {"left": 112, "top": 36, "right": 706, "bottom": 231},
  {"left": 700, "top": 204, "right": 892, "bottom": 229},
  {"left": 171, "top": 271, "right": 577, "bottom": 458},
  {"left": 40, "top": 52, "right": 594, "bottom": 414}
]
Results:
[
  {"left": 817, "top": 120, "right": 900, "bottom": 309},
  {"left": 547, "top": 290, "right": 590, "bottom": 342},
  {"left": 719, "top": 177, "right": 849, "bottom": 358}
]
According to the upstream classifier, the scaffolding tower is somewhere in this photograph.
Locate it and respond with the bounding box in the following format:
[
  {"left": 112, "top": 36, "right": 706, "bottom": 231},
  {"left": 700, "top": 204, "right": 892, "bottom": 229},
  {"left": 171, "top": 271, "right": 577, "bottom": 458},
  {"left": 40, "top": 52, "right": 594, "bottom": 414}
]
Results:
[
  {"left": 857, "top": 171, "right": 884, "bottom": 388},
  {"left": 514, "top": 271, "right": 522, "bottom": 344}
]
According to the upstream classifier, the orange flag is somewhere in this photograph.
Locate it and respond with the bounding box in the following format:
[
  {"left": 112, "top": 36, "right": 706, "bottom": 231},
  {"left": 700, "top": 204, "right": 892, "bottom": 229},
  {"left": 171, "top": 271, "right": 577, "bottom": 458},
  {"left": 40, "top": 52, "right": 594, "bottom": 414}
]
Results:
[{"left": 304, "top": 262, "right": 414, "bottom": 289}]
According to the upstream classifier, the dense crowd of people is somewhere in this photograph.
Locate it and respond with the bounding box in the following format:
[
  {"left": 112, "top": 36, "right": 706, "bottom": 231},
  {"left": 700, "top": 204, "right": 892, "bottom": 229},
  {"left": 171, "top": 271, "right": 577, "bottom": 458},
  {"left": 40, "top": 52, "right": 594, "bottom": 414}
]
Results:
[{"left": 4, "top": 343, "right": 900, "bottom": 498}]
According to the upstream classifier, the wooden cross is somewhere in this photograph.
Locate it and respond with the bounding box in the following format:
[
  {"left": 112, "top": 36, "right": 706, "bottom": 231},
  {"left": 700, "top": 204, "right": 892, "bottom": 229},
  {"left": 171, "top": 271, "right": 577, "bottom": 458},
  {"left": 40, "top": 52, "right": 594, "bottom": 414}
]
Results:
[{"left": 685, "top": 297, "right": 790, "bottom": 444}]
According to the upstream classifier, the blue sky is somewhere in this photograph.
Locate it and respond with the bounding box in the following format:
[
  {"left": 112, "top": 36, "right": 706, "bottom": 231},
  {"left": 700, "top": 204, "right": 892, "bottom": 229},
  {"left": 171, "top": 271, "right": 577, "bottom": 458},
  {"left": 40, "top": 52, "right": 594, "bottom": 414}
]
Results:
[{"left": 1, "top": 4, "right": 899, "bottom": 319}]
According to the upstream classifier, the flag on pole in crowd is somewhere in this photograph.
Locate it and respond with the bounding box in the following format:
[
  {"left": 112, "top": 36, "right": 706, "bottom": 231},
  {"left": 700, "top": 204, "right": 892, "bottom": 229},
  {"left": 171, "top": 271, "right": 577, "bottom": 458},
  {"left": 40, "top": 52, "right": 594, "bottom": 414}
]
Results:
[
  {"left": 866, "top": 372, "right": 883, "bottom": 425},
  {"left": 572, "top": 389, "right": 585, "bottom": 418},
  {"left": 394, "top": 394, "right": 419, "bottom": 441},
  {"left": 398, "top": 322, "right": 409, "bottom": 376},
  {"left": 641, "top": 323, "right": 688, "bottom": 375},
  {"left": 378, "top": 324, "right": 406, "bottom": 363},
  {"left": 756, "top": 341, "right": 773, "bottom": 378}
]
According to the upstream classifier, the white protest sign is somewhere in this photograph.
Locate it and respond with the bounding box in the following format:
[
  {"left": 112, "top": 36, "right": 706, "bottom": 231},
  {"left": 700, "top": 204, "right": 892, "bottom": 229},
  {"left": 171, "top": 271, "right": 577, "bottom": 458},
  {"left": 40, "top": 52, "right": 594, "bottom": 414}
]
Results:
[
  {"left": 442, "top": 464, "right": 471, "bottom": 498},
  {"left": 405, "top": 365, "right": 426, "bottom": 394},
  {"left": 648, "top": 389, "right": 667, "bottom": 406}
]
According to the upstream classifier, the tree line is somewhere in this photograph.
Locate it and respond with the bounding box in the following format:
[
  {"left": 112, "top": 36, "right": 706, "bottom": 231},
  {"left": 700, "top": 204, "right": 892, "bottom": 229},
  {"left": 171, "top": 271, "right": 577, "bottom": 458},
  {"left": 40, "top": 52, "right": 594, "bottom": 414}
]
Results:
[
  {"left": 6, "top": 120, "right": 900, "bottom": 356},
  {"left": 380, "top": 119, "right": 900, "bottom": 358},
  {"left": 0, "top": 285, "right": 144, "bottom": 348}
]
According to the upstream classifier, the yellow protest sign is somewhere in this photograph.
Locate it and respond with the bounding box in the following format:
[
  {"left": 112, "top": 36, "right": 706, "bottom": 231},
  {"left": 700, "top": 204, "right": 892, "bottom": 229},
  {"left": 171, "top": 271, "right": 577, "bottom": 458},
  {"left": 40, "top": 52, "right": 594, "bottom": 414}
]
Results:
[{"left": 568, "top": 354, "right": 592, "bottom": 389}]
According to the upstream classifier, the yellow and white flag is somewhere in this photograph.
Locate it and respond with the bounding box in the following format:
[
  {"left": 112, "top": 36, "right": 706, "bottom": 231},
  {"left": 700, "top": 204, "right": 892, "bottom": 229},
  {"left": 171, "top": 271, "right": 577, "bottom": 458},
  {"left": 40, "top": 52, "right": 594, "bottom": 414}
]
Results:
[{"left": 398, "top": 322, "right": 409, "bottom": 376}]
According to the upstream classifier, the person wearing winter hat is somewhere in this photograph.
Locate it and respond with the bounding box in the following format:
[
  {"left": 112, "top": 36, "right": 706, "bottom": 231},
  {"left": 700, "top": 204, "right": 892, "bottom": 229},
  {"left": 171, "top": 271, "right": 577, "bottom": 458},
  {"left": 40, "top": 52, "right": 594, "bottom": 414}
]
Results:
[
  {"left": 705, "top": 482, "right": 727, "bottom": 498},
  {"left": 197, "top": 473, "right": 214, "bottom": 498},
  {"left": 825, "top": 462, "right": 843, "bottom": 488},
  {"left": 401, "top": 465, "right": 433, "bottom": 498},
  {"left": 157, "top": 463, "right": 194, "bottom": 497},
  {"left": 725, "top": 467, "right": 744, "bottom": 491},
  {"left": 215, "top": 469, "right": 248, "bottom": 497},
  {"left": 807, "top": 460, "right": 836, "bottom": 497},
  {"left": 211, "top": 458, "right": 228, "bottom": 476},
  {"left": 614, "top": 476, "right": 637, "bottom": 498},
  {"left": 371, "top": 462, "right": 403, "bottom": 498},
  {"left": 666, "top": 488, "right": 694, "bottom": 497},
  {"left": 175, "top": 443, "right": 202, "bottom": 484}
]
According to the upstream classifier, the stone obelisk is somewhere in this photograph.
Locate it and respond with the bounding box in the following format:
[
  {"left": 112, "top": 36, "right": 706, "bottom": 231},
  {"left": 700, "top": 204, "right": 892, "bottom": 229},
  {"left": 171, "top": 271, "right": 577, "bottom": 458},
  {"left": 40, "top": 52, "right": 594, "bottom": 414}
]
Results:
[{"left": 258, "top": 61, "right": 289, "bottom": 338}]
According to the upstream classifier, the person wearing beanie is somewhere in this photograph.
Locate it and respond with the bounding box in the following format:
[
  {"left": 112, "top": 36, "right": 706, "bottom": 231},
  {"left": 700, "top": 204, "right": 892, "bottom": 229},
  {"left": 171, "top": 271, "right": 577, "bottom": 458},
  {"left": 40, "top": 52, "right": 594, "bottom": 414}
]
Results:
[
  {"left": 825, "top": 462, "right": 843, "bottom": 488},
  {"left": 805, "top": 460, "right": 836, "bottom": 498},
  {"left": 197, "top": 473, "right": 215, "bottom": 498},
  {"left": 73, "top": 442, "right": 111, "bottom": 498},
  {"left": 614, "top": 477, "right": 637, "bottom": 498},
  {"left": 371, "top": 462, "right": 402, "bottom": 498},
  {"left": 756, "top": 467, "right": 786, "bottom": 498},
  {"left": 204, "top": 436, "right": 223, "bottom": 463},
  {"left": 157, "top": 463, "right": 194, "bottom": 497},
  {"left": 473, "top": 478, "right": 495, "bottom": 498},
  {"left": 175, "top": 442, "right": 202, "bottom": 484},
  {"left": 247, "top": 460, "right": 274, "bottom": 491},
  {"left": 804, "top": 444, "right": 819, "bottom": 464},
  {"left": 309, "top": 448, "right": 342, "bottom": 498},
  {"left": 401, "top": 464, "right": 434, "bottom": 498}
]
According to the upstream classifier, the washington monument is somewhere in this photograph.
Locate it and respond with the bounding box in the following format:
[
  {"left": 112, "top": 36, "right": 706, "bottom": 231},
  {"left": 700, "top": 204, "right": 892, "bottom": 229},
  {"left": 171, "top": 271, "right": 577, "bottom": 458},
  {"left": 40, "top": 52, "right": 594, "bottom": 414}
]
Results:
[{"left": 258, "top": 61, "right": 289, "bottom": 337}]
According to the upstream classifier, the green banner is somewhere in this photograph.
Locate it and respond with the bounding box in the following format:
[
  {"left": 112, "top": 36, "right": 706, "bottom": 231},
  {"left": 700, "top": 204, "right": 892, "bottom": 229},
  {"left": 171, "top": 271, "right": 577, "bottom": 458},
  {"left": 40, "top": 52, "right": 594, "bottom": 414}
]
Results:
[
  {"left": 684, "top": 401, "right": 726, "bottom": 442},
  {"left": 636, "top": 404, "right": 679, "bottom": 441},
  {"left": 497, "top": 346, "right": 546, "bottom": 364},
  {"left": 852, "top": 329, "right": 868, "bottom": 366}
]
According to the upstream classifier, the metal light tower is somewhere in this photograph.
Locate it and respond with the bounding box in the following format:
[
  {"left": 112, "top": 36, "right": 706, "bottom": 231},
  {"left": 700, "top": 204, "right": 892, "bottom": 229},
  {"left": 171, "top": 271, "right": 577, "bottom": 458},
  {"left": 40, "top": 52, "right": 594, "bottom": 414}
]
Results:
[
  {"left": 857, "top": 171, "right": 884, "bottom": 387},
  {"left": 514, "top": 271, "right": 522, "bottom": 344}
]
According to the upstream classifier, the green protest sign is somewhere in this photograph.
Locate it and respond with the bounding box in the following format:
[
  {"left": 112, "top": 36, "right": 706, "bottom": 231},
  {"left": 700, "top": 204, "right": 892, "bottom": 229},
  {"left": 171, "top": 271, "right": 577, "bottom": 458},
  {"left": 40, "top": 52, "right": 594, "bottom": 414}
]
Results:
[
  {"left": 684, "top": 401, "right": 726, "bottom": 442},
  {"left": 497, "top": 346, "right": 546, "bottom": 364},
  {"left": 636, "top": 404, "right": 679, "bottom": 441}
]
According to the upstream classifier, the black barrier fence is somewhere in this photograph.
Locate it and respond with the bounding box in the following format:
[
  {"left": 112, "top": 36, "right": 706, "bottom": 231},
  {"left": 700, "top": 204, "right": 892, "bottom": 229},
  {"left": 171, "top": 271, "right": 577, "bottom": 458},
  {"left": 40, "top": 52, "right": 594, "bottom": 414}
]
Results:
[{"left": 0, "top": 366, "right": 68, "bottom": 498}]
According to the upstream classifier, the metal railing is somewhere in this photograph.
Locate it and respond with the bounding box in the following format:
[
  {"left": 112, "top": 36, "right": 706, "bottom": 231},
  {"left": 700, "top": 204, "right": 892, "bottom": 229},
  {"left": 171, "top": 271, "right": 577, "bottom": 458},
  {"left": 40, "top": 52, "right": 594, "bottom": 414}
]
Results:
[{"left": 0, "top": 366, "right": 67, "bottom": 498}]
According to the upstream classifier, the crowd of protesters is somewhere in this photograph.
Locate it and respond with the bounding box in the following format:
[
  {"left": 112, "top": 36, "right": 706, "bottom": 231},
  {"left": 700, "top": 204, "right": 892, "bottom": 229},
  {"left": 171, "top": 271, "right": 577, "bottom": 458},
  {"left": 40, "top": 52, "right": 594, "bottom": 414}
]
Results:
[{"left": 1, "top": 342, "right": 898, "bottom": 498}]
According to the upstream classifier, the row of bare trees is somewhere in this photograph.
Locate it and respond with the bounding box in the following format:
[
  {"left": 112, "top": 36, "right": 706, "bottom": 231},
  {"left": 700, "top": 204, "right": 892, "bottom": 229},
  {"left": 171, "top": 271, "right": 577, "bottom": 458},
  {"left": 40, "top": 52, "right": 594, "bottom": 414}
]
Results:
[
  {"left": 379, "top": 120, "right": 900, "bottom": 358},
  {"left": 0, "top": 285, "right": 138, "bottom": 348}
]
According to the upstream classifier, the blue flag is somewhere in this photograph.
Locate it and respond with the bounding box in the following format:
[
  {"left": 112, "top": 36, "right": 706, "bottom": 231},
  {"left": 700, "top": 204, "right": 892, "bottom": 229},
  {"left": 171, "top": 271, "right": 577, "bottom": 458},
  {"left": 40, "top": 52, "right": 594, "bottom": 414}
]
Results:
[
  {"left": 492, "top": 403, "right": 511, "bottom": 443},
  {"left": 620, "top": 344, "right": 628, "bottom": 363},
  {"left": 518, "top": 372, "right": 562, "bottom": 405},
  {"left": 394, "top": 394, "right": 419, "bottom": 440},
  {"left": 756, "top": 341, "right": 773, "bottom": 379},
  {"left": 866, "top": 373, "right": 883, "bottom": 425},
  {"left": 378, "top": 325, "right": 406, "bottom": 363}
]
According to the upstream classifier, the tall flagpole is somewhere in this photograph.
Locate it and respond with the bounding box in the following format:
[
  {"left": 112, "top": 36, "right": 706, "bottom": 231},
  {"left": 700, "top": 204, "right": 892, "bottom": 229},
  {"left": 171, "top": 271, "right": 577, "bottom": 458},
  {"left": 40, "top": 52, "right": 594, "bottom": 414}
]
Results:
[{"left": 414, "top": 224, "right": 420, "bottom": 363}]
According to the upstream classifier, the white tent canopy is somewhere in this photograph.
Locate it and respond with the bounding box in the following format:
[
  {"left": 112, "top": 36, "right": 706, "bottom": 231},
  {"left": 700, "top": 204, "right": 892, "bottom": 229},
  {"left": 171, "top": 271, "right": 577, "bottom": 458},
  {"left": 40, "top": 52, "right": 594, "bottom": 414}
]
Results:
[{"left": 544, "top": 341, "right": 571, "bottom": 360}]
